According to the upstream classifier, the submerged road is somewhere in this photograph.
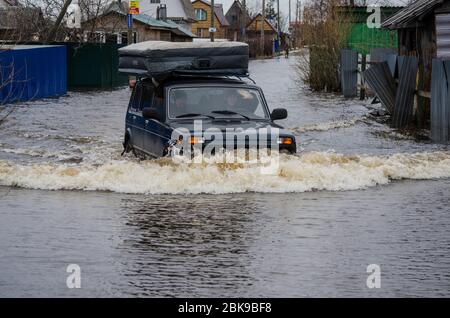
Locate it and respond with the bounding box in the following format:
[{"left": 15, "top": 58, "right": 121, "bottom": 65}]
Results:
[{"left": 0, "top": 56, "right": 449, "bottom": 297}]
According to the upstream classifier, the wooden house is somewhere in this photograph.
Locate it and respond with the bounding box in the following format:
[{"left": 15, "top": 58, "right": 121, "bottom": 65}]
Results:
[{"left": 191, "top": 0, "right": 230, "bottom": 39}]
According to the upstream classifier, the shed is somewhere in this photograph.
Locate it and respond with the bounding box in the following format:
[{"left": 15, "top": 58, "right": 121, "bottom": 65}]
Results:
[
  {"left": 0, "top": 45, "right": 67, "bottom": 104},
  {"left": 225, "top": 0, "right": 251, "bottom": 41},
  {"left": 382, "top": 0, "right": 450, "bottom": 92}
]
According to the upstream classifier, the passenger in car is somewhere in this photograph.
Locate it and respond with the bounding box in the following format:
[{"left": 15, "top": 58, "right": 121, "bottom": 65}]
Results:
[{"left": 224, "top": 90, "right": 240, "bottom": 111}]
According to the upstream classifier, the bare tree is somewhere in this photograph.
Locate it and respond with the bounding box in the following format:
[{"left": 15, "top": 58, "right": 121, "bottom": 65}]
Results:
[
  {"left": 12, "top": 0, "right": 112, "bottom": 42},
  {"left": 296, "top": 0, "right": 351, "bottom": 92},
  {"left": 245, "top": 0, "right": 262, "bottom": 18},
  {"left": 46, "top": 0, "right": 73, "bottom": 42}
]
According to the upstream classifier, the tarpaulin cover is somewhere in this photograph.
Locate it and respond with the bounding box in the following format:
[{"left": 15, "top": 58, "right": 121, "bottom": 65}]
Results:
[{"left": 118, "top": 41, "right": 249, "bottom": 77}]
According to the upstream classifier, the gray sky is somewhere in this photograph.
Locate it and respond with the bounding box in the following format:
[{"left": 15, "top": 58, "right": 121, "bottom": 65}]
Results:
[{"left": 218, "top": 0, "right": 410, "bottom": 22}]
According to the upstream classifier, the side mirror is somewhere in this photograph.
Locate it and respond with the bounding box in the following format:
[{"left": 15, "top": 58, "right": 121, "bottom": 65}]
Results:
[
  {"left": 271, "top": 108, "right": 288, "bottom": 121},
  {"left": 142, "top": 108, "right": 163, "bottom": 122}
]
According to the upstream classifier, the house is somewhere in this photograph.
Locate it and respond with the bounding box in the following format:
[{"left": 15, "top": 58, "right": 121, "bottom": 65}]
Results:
[
  {"left": 139, "top": 0, "right": 196, "bottom": 30},
  {"left": 246, "top": 13, "right": 277, "bottom": 38},
  {"left": 225, "top": 0, "right": 250, "bottom": 41},
  {"left": 0, "top": 0, "right": 17, "bottom": 8},
  {"left": 245, "top": 13, "right": 277, "bottom": 57},
  {"left": 81, "top": 1, "right": 195, "bottom": 43},
  {"left": 191, "top": 0, "right": 230, "bottom": 39},
  {"left": 0, "top": 3, "right": 44, "bottom": 42},
  {"left": 382, "top": 0, "right": 450, "bottom": 93}
]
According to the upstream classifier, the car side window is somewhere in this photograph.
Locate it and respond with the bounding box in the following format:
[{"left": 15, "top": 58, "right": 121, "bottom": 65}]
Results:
[
  {"left": 152, "top": 89, "right": 166, "bottom": 121},
  {"left": 131, "top": 82, "right": 142, "bottom": 111},
  {"left": 140, "top": 84, "right": 154, "bottom": 110}
]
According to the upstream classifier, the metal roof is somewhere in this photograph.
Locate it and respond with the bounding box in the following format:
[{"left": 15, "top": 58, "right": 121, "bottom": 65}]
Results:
[
  {"left": 106, "top": 4, "right": 195, "bottom": 38},
  {"left": 162, "top": 19, "right": 197, "bottom": 38},
  {"left": 2, "top": 0, "right": 18, "bottom": 6},
  {"left": 133, "top": 14, "right": 174, "bottom": 28},
  {"left": 382, "top": 0, "right": 445, "bottom": 29},
  {"left": 180, "top": 0, "right": 196, "bottom": 21}
]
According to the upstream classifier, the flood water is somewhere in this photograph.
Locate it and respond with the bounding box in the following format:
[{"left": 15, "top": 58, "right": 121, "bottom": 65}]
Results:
[{"left": 0, "top": 57, "right": 449, "bottom": 297}]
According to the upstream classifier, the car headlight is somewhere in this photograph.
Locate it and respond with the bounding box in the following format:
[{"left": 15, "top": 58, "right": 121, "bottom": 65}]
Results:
[
  {"left": 277, "top": 137, "right": 294, "bottom": 145},
  {"left": 188, "top": 136, "right": 205, "bottom": 145}
]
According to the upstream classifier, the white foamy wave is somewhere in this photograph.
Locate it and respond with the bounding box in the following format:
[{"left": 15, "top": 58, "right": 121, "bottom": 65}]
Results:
[
  {"left": 292, "top": 117, "right": 364, "bottom": 133},
  {"left": 0, "top": 151, "right": 450, "bottom": 194},
  {"left": 0, "top": 147, "right": 81, "bottom": 161}
]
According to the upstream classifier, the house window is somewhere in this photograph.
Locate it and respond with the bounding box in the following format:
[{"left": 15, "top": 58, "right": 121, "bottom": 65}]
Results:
[{"left": 195, "top": 8, "right": 207, "bottom": 21}]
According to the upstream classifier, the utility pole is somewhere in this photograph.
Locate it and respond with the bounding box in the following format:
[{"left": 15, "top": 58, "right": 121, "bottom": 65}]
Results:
[
  {"left": 260, "top": 0, "right": 265, "bottom": 57},
  {"left": 289, "top": 0, "right": 291, "bottom": 26},
  {"left": 242, "top": 0, "right": 247, "bottom": 41},
  {"left": 277, "top": 0, "right": 280, "bottom": 53},
  {"left": 46, "top": 0, "right": 73, "bottom": 43},
  {"left": 210, "top": 0, "right": 215, "bottom": 42},
  {"left": 127, "top": 15, "right": 133, "bottom": 45}
]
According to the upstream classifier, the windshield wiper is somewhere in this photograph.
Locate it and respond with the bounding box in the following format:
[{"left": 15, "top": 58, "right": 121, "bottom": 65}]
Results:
[
  {"left": 211, "top": 110, "right": 250, "bottom": 120},
  {"left": 176, "top": 113, "right": 215, "bottom": 119}
]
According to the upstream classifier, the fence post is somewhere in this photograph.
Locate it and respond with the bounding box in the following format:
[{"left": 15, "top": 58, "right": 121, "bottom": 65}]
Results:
[{"left": 360, "top": 54, "right": 367, "bottom": 100}]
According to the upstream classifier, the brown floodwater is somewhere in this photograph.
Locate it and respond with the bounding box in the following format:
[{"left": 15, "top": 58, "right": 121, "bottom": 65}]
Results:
[{"left": 0, "top": 57, "right": 449, "bottom": 297}]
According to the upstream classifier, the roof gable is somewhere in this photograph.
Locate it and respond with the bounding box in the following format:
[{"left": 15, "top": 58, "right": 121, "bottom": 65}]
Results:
[
  {"left": 1, "top": 0, "right": 18, "bottom": 6},
  {"left": 180, "top": 0, "right": 196, "bottom": 21},
  {"left": 192, "top": 0, "right": 230, "bottom": 26},
  {"left": 246, "top": 13, "right": 277, "bottom": 32}
]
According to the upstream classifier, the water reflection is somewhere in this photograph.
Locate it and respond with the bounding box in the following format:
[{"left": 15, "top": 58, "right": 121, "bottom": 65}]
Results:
[{"left": 116, "top": 195, "right": 260, "bottom": 296}]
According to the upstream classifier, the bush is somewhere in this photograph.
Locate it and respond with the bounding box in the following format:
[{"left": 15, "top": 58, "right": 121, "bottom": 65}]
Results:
[{"left": 296, "top": 0, "right": 350, "bottom": 92}]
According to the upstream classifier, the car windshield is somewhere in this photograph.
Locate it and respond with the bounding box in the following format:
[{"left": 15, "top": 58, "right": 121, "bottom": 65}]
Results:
[{"left": 168, "top": 86, "right": 270, "bottom": 120}]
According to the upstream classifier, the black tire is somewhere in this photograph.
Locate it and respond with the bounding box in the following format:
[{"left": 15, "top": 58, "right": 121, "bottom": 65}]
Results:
[{"left": 122, "top": 132, "right": 134, "bottom": 156}]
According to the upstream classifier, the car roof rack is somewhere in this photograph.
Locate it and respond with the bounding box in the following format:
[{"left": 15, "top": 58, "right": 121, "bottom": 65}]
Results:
[{"left": 118, "top": 40, "right": 249, "bottom": 79}]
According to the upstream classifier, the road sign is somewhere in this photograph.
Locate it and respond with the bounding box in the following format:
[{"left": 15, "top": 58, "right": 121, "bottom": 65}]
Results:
[
  {"left": 129, "top": 0, "right": 140, "bottom": 15},
  {"left": 127, "top": 14, "right": 133, "bottom": 28},
  {"left": 209, "top": 27, "right": 216, "bottom": 33}
]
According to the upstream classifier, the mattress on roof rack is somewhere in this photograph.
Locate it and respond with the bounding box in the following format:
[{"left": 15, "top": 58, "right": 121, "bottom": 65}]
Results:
[{"left": 118, "top": 41, "right": 249, "bottom": 77}]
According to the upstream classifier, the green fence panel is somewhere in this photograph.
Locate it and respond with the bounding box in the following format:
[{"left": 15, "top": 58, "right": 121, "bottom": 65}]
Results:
[
  {"left": 66, "top": 43, "right": 128, "bottom": 88},
  {"left": 347, "top": 23, "right": 398, "bottom": 55}
]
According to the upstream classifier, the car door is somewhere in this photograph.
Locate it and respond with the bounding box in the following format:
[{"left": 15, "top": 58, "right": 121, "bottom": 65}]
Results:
[
  {"left": 141, "top": 85, "right": 170, "bottom": 158},
  {"left": 127, "top": 81, "right": 144, "bottom": 151}
]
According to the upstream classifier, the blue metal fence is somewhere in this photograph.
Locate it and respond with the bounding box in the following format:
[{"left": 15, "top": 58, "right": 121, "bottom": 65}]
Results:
[
  {"left": 392, "top": 56, "right": 418, "bottom": 128},
  {"left": 340, "top": 49, "right": 358, "bottom": 98},
  {"left": 369, "top": 48, "right": 397, "bottom": 64},
  {"left": 431, "top": 59, "right": 450, "bottom": 143},
  {"left": 362, "top": 61, "right": 396, "bottom": 114},
  {"left": 0, "top": 45, "right": 67, "bottom": 104}
]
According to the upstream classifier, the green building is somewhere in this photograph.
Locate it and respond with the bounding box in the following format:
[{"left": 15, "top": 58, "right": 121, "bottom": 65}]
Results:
[{"left": 338, "top": 6, "right": 403, "bottom": 55}]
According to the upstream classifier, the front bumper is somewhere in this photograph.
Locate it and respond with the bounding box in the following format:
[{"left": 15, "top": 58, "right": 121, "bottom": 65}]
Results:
[{"left": 165, "top": 135, "right": 297, "bottom": 157}]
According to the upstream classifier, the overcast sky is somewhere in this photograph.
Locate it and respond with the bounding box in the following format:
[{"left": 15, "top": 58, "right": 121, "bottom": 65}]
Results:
[{"left": 218, "top": 0, "right": 410, "bottom": 22}]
